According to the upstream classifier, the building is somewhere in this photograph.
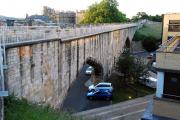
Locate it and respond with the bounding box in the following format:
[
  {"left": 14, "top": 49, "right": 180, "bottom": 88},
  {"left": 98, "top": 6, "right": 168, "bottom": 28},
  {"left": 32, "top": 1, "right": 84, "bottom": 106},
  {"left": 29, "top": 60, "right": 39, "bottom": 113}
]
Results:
[
  {"left": 142, "top": 13, "right": 180, "bottom": 120},
  {"left": 58, "top": 11, "right": 76, "bottom": 27},
  {"left": 76, "top": 10, "right": 85, "bottom": 24},
  {"left": 0, "top": 20, "right": 5, "bottom": 26},
  {"left": 43, "top": 6, "right": 58, "bottom": 23},
  {"left": 6, "top": 19, "right": 15, "bottom": 26},
  {"left": 42, "top": 6, "right": 76, "bottom": 26},
  {"left": 156, "top": 13, "right": 180, "bottom": 100}
]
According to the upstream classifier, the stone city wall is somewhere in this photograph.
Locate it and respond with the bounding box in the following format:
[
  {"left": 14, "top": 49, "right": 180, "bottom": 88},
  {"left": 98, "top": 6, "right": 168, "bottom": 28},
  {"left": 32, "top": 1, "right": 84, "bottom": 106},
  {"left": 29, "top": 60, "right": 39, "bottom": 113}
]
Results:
[{"left": 5, "top": 26, "right": 137, "bottom": 107}]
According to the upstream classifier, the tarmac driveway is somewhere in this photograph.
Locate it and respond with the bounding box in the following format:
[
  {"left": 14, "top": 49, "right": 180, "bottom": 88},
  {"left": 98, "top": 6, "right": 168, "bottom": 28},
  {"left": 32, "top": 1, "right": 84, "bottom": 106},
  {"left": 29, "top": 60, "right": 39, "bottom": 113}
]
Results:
[{"left": 61, "top": 64, "right": 111, "bottom": 113}]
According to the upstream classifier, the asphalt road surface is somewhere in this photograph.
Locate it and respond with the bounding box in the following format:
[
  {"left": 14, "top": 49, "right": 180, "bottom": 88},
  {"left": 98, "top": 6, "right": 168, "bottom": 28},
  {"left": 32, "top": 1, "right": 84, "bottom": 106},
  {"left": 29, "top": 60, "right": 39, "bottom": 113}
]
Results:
[
  {"left": 74, "top": 95, "right": 153, "bottom": 120},
  {"left": 61, "top": 64, "right": 111, "bottom": 113}
]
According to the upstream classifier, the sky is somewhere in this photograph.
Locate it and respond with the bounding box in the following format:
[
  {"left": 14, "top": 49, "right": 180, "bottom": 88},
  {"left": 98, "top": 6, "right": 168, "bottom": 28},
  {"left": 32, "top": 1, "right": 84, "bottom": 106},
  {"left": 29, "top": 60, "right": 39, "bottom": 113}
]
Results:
[{"left": 0, "top": 0, "right": 180, "bottom": 18}]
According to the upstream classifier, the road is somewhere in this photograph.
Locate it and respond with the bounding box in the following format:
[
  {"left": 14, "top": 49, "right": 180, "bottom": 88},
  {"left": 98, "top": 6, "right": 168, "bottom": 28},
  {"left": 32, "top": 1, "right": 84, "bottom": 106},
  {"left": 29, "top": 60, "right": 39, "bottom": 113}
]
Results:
[
  {"left": 74, "top": 95, "right": 153, "bottom": 120},
  {"left": 132, "top": 51, "right": 150, "bottom": 58},
  {"left": 61, "top": 64, "right": 111, "bottom": 113}
]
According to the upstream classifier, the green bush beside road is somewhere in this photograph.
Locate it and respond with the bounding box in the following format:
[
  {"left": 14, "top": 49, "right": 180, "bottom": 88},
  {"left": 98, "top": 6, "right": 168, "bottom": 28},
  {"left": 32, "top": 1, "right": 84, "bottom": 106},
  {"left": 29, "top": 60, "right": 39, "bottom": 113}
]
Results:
[
  {"left": 108, "top": 73, "right": 155, "bottom": 104},
  {"left": 4, "top": 96, "right": 81, "bottom": 120}
]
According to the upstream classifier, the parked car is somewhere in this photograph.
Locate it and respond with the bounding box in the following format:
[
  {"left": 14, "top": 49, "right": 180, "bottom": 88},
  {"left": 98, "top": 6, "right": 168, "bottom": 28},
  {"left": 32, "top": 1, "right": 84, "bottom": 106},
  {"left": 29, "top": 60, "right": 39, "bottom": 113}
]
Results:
[
  {"left": 147, "top": 52, "right": 156, "bottom": 60},
  {"left": 86, "top": 89, "right": 112, "bottom": 100},
  {"left": 139, "top": 76, "right": 157, "bottom": 88},
  {"left": 85, "top": 66, "right": 94, "bottom": 75},
  {"left": 88, "top": 82, "right": 113, "bottom": 92},
  {"left": 152, "top": 62, "right": 156, "bottom": 67}
]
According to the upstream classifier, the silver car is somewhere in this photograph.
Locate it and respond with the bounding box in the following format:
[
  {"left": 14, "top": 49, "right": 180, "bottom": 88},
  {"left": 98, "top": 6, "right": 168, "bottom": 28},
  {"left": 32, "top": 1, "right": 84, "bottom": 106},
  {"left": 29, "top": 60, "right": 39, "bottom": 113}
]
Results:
[{"left": 85, "top": 66, "right": 94, "bottom": 75}]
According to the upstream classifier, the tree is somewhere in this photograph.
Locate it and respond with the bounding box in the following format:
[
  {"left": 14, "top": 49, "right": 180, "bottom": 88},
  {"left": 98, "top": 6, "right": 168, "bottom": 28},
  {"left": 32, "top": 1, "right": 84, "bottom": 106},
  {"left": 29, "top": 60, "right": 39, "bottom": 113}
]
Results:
[
  {"left": 148, "top": 15, "right": 162, "bottom": 22},
  {"left": 142, "top": 36, "right": 159, "bottom": 52},
  {"left": 131, "top": 12, "right": 162, "bottom": 22},
  {"left": 116, "top": 51, "right": 148, "bottom": 85},
  {"left": 136, "top": 12, "right": 149, "bottom": 19},
  {"left": 81, "top": 0, "right": 127, "bottom": 24}
]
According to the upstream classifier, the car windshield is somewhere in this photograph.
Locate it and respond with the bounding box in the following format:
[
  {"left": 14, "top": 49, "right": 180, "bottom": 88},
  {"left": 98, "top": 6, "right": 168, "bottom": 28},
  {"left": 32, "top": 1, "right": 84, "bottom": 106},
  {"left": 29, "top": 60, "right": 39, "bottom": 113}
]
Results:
[{"left": 87, "top": 66, "right": 93, "bottom": 70}]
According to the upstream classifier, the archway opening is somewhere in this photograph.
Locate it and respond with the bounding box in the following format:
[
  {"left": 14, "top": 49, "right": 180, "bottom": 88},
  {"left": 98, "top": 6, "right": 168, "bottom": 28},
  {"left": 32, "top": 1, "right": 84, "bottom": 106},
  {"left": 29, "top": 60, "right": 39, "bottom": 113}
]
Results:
[
  {"left": 85, "top": 57, "right": 103, "bottom": 76},
  {"left": 124, "top": 37, "right": 131, "bottom": 53}
]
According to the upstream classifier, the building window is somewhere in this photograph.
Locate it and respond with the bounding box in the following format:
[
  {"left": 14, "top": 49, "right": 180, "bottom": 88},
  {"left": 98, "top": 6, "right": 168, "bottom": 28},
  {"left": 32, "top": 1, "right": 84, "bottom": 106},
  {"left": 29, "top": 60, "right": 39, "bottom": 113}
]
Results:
[
  {"left": 171, "top": 77, "right": 178, "bottom": 84},
  {"left": 168, "top": 20, "right": 180, "bottom": 32}
]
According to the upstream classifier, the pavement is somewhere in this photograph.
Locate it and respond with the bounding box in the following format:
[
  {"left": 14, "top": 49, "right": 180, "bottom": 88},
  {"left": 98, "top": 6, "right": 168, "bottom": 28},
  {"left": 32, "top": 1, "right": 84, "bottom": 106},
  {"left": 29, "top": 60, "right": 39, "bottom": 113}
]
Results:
[
  {"left": 132, "top": 51, "right": 149, "bottom": 58},
  {"left": 61, "top": 64, "right": 111, "bottom": 113},
  {"left": 73, "top": 95, "right": 153, "bottom": 120}
]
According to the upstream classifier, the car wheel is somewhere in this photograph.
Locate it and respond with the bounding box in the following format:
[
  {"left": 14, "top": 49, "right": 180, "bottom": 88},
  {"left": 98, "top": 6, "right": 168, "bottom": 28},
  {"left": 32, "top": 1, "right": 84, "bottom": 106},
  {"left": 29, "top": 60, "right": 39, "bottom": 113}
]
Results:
[
  {"left": 89, "top": 97, "right": 93, "bottom": 100},
  {"left": 106, "top": 97, "right": 110, "bottom": 101}
]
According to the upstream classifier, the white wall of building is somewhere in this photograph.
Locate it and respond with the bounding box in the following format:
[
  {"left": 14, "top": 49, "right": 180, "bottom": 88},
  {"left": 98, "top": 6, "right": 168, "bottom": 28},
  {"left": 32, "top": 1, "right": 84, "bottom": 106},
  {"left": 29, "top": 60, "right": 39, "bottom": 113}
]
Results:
[{"left": 156, "top": 71, "right": 164, "bottom": 98}]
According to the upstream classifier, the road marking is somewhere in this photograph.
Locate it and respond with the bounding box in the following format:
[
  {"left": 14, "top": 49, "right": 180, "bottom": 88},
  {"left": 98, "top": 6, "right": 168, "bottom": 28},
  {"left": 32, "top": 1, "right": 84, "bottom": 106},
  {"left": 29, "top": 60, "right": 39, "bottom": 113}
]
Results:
[
  {"left": 110, "top": 109, "right": 145, "bottom": 120},
  {"left": 96, "top": 101, "right": 149, "bottom": 116}
]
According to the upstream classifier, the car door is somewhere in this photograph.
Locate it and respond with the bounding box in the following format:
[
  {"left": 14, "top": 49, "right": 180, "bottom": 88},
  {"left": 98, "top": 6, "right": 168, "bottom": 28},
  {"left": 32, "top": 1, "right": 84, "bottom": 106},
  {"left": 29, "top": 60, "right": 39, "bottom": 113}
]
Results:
[
  {"left": 94, "top": 91, "right": 102, "bottom": 99},
  {"left": 96, "top": 84, "right": 102, "bottom": 91}
]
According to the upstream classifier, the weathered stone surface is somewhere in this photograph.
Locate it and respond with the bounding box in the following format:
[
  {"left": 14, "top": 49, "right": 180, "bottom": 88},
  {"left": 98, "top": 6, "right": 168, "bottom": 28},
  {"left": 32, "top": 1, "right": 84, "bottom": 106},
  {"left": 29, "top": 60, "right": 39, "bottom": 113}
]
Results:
[{"left": 5, "top": 26, "right": 138, "bottom": 108}]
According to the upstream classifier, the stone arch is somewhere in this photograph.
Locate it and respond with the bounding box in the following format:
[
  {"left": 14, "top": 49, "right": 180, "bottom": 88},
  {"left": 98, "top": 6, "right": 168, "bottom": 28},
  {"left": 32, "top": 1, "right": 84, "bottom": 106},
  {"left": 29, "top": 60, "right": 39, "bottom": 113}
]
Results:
[
  {"left": 123, "top": 37, "right": 131, "bottom": 52},
  {"left": 125, "top": 37, "right": 130, "bottom": 48},
  {"left": 85, "top": 57, "right": 103, "bottom": 76}
]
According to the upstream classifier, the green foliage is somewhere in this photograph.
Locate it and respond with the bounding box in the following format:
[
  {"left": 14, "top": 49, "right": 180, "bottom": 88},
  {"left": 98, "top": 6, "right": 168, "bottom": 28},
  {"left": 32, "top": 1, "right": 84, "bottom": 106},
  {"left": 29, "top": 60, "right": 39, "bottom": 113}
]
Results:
[
  {"left": 81, "top": 0, "right": 127, "bottom": 24},
  {"left": 133, "top": 23, "right": 162, "bottom": 42},
  {"left": 148, "top": 15, "right": 162, "bottom": 22},
  {"left": 108, "top": 73, "right": 155, "bottom": 104},
  {"left": 132, "top": 31, "right": 146, "bottom": 42},
  {"left": 4, "top": 96, "right": 81, "bottom": 120},
  {"left": 116, "top": 52, "right": 148, "bottom": 84},
  {"left": 116, "top": 52, "right": 134, "bottom": 76},
  {"left": 142, "top": 36, "right": 159, "bottom": 52},
  {"left": 133, "top": 23, "right": 162, "bottom": 52},
  {"left": 132, "top": 12, "right": 162, "bottom": 22}
]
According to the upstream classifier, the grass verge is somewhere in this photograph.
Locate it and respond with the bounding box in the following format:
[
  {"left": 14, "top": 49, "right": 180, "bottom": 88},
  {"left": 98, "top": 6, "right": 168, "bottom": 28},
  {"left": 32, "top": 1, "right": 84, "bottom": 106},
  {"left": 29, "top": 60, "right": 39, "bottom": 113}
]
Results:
[
  {"left": 108, "top": 73, "right": 155, "bottom": 104},
  {"left": 4, "top": 96, "right": 81, "bottom": 120},
  {"left": 133, "top": 22, "right": 162, "bottom": 41},
  {"left": 138, "top": 23, "right": 162, "bottom": 39}
]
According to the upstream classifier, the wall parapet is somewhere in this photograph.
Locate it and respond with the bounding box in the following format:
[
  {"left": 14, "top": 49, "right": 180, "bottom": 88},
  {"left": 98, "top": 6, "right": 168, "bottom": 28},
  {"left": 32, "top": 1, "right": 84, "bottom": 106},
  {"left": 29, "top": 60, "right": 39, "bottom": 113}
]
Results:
[{"left": 1, "top": 23, "right": 140, "bottom": 47}]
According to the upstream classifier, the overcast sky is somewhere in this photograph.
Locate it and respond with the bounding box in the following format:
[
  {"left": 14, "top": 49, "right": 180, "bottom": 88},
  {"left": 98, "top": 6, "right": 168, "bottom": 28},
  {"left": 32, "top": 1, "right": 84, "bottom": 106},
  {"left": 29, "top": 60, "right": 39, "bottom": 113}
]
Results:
[{"left": 0, "top": 0, "right": 180, "bottom": 18}]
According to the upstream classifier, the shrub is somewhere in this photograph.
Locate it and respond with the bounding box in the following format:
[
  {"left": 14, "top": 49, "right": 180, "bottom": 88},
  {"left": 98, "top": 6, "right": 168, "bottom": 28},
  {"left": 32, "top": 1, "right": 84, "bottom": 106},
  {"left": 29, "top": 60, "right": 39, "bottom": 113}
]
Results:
[{"left": 142, "top": 36, "right": 159, "bottom": 52}]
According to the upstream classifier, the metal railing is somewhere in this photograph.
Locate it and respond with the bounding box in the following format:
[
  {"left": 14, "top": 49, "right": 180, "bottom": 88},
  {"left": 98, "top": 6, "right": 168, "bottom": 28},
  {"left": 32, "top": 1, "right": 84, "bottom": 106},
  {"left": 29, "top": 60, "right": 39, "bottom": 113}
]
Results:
[
  {"left": 0, "top": 23, "right": 138, "bottom": 45},
  {"left": 159, "top": 46, "right": 180, "bottom": 53},
  {"left": 158, "top": 34, "right": 180, "bottom": 52}
]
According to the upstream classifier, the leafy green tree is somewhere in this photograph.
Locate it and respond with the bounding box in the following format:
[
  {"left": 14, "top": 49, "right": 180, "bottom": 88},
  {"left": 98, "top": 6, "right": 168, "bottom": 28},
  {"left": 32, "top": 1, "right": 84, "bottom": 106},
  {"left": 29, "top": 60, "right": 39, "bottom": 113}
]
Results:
[
  {"left": 142, "top": 36, "right": 159, "bottom": 52},
  {"left": 116, "top": 51, "right": 148, "bottom": 85},
  {"left": 131, "top": 12, "right": 162, "bottom": 22},
  {"left": 81, "top": 0, "right": 127, "bottom": 24},
  {"left": 137, "top": 12, "right": 149, "bottom": 19},
  {"left": 148, "top": 15, "right": 162, "bottom": 22}
]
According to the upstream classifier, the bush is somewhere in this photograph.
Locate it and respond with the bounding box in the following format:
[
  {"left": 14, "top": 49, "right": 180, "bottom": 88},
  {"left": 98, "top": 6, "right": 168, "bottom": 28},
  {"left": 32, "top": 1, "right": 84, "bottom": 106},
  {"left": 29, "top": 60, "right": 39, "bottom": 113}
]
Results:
[
  {"left": 132, "top": 31, "right": 146, "bottom": 41},
  {"left": 142, "top": 36, "right": 159, "bottom": 52},
  {"left": 116, "top": 52, "right": 148, "bottom": 84},
  {"left": 4, "top": 96, "right": 80, "bottom": 120}
]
